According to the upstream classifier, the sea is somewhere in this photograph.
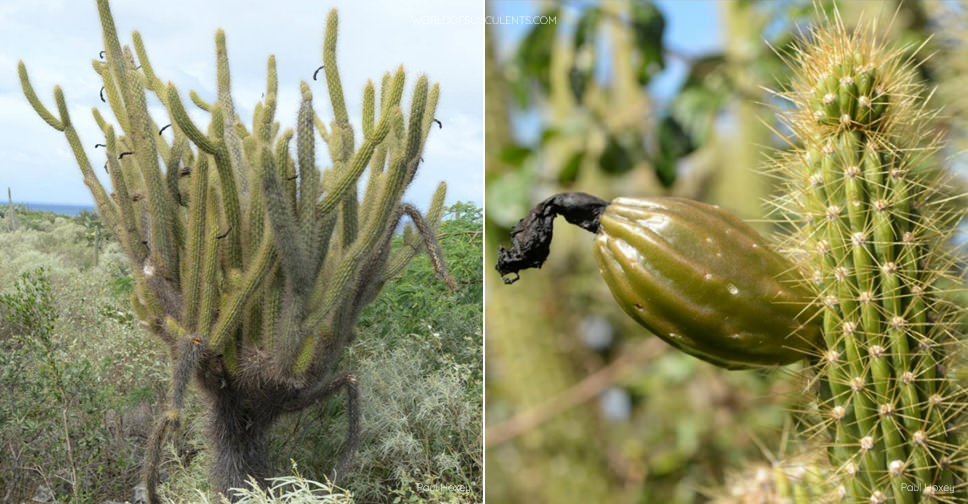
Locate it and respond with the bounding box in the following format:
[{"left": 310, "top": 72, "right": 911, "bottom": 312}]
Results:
[{"left": 9, "top": 202, "right": 96, "bottom": 217}]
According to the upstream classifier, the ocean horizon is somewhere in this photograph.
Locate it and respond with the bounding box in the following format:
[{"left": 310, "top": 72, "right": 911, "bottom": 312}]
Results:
[{"left": 8, "top": 201, "right": 96, "bottom": 217}]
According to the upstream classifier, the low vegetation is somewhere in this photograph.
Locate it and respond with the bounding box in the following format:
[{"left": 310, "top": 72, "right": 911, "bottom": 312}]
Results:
[{"left": 0, "top": 203, "right": 481, "bottom": 503}]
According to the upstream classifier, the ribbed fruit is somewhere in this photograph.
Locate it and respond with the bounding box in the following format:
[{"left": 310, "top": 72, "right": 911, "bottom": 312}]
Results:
[{"left": 594, "top": 197, "right": 820, "bottom": 369}]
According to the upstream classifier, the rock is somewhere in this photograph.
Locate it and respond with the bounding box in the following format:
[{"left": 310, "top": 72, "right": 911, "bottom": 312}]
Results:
[
  {"left": 131, "top": 483, "right": 147, "bottom": 504},
  {"left": 31, "top": 485, "right": 53, "bottom": 503}
]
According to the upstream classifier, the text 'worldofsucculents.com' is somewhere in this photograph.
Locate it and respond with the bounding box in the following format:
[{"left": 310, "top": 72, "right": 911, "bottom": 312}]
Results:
[{"left": 411, "top": 15, "right": 556, "bottom": 25}]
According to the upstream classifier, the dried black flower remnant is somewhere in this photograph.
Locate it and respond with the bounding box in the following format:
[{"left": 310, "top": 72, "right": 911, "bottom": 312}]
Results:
[{"left": 495, "top": 192, "right": 607, "bottom": 284}]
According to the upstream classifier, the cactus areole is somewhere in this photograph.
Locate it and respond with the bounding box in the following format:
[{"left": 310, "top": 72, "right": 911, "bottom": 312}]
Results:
[{"left": 496, "top": 193, "right": 820, "bottom": 369}]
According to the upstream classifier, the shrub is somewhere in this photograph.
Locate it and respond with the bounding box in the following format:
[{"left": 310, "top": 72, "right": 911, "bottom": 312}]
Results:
[
  {"left": 268, "top": 203, "right": 483, "bottom": 503},
  {"left": 0, "top": 222, "right": 168, "bottom": 502}
]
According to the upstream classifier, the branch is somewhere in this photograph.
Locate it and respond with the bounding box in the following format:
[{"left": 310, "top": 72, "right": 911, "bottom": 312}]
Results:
[{"left": 485, "top": 339, "right": 665, "bottom": 447}]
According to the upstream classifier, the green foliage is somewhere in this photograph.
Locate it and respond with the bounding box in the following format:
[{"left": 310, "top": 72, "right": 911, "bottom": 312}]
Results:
[
  {"left": 0, "top": 265, "right": 167, "bottom": 502},
  {"left": 389, "top": 472, "right": 475, "bottom": 504},
  {"left": 1, "top": 269, "right": 56, "bottom": 341},
  {"left": 227, "top": 471, "right": 354, "bottom": 504},
  {"left": 361, "top": 202, "right": 482, "bottom": 339},
  {"left": 0, "top": 206, "right": 59, "bottom": 232},
  {"left": 74, "top": 209, "right": 111, "bottom": 246},
  {"left": 161, "top": 462, "right": 354, "bottom": 504},
  {"left": 628, "top": 1, "right": 666, "bottom": 85},
  {"left": 494, "top": 1, "right": 724, "bottom": 192},
  {"left": 0, "top": 213, "right": 126, "bottom": 282},
  {"left": 271, "top": 202, "right": 482, "bottom": 503},
  {"left": 510, "top": 6, "right": 560, "bottom": 103},
  {"left": 344, "top": 335, "right": 480, "bottom": 503},
  {"left": 512, "top": 2, "right": 664, "bottom": 104}
]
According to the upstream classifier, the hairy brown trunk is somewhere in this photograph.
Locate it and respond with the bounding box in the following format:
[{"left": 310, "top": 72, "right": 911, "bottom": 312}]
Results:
[
  {"left": 207, "top": 385, "right": 278, "bottom": 499},
  {"left": 194, "top": 352, "right": 284, "bottom": 500},
  {"left": 148, "top": 351, "right": 362, "bottom": 502}
]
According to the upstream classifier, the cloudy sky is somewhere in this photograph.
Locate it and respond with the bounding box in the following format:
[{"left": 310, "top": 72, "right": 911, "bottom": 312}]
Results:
[{"left": 0, "top": 0, "right": 483, "bottom": 210}]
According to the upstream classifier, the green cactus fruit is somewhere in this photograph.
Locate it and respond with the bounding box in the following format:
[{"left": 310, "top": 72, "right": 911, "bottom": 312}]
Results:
[
  {"left": 496, "top": 192, "right": 820, "bottom": 370},
  {"left": 595, "top": 197, "right": 820, "bottom": 369}
]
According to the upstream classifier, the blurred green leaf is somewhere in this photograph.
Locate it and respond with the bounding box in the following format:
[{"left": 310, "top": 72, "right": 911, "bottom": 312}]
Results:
[
  {"left": 600, "top": 133, "right": 638, "bottom": 175},
  {"left": 558, "top": 150, "right": 585, "bottom": 185},
  {"left": 486, "top": 168, "right": 536, "bottom": 228},
  {"left": 508, "top": 68, "right": 532, "bottom": 109},
  {"left": 569, "top": 6, "right": 602, "bottom": 103},
  {"left": 630, "top": 1, "right": 665, "bottom": 85},
  {"left": 574, "top": 7, "right": 602, "bottom": 50},
  {"left": 513, "top": 8, "right": 561, "bottom": 102},
  {"left": 670, "top": 55, "right": 727, "bottom": 146},
  {"left": 568, "top": 65, "right": 591, "bottom": 103},
  {"left": 497, "top": 144, "right": 533, "bottom": 167},
  {"left": 539, "top": 127, "right": 561, "bottom": 146},
  {"left": 654, "top": 115, "right": 695, "bottom": 188}
]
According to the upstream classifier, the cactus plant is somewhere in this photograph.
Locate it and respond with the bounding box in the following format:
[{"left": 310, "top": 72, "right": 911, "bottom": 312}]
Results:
[
  {"left": 18, "top": 0, "right": 451, "bottom": 500},
  {"left": 768, "top": 10, "right": 967, "bottom": 503},
  {"left": 712, "top": 453, "right": 836, "bottom": 504}
]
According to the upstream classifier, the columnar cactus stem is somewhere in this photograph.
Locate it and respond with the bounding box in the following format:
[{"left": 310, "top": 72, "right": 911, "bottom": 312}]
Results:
[
  {"left": 771, "top": 12, "right": 967, "bottom": 502},
  {"left": 18, "top": 1, "right": 451, "bottom": 500}
]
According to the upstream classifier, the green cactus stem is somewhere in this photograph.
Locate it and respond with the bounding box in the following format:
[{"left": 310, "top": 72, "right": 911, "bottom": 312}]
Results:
[
  {"left": 770, "top": 11, "right": 967, "bottom": 503},
  {"left": 19, "top": 1, "right": 451, "bottom": 500}
]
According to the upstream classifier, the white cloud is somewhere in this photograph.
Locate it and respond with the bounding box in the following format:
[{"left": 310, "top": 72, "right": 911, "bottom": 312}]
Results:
[{"left": 1, "top": 0, "right": 482, "bottom": 208}]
